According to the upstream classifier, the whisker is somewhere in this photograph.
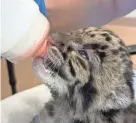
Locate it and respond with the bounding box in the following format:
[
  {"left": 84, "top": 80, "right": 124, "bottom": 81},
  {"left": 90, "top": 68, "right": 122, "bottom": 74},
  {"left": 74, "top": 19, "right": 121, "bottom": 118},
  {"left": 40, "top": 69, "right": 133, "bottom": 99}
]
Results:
[{"left": 43, "top": 53, "right": 63, "bottom": 76}]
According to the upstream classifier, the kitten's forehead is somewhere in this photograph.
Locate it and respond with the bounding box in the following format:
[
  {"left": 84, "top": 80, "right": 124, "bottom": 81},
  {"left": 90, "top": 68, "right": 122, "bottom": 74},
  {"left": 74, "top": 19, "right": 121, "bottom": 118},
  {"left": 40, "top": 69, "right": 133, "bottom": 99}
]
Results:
[
  {"left": 51, "top": 32, "right": 72, "bottom": 44},
  {"left": 51, "top": 27, "right": 122, "bottom": 51},
  {"left": 71, "top": 27, "right": 122, "bottom": 49}
]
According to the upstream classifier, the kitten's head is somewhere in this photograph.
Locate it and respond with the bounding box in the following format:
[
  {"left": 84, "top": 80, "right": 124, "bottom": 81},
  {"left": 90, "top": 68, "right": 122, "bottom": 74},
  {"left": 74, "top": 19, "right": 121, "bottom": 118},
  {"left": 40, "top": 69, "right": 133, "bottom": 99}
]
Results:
[
  {"left": 33, "top": 27, "right": 133, "bottom": 110},
  {"left": 32, "top": 30, "right": 92, "bottom": 85}
]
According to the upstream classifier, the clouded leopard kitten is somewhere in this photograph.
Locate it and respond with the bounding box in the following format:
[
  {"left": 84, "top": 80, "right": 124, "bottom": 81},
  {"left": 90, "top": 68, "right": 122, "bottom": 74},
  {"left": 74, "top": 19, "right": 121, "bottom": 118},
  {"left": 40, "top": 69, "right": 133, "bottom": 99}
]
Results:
[{"left": 32, "top": 27, "right": 136, "bottom": 123}]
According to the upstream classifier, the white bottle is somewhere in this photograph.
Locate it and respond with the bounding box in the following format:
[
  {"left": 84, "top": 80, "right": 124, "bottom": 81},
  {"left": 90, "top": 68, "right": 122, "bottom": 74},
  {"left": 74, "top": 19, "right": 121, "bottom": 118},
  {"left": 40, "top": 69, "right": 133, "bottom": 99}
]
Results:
[{"left": 1, "top": 0, "right": 50, "bottom": 63}]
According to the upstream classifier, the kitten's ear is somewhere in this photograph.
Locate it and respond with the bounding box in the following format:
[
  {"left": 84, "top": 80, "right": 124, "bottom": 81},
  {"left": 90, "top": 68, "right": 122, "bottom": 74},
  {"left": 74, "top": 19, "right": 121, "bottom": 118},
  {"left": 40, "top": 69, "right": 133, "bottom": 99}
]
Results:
[{"left": 51, "top": 32, "right": 72, "bottom": 43}]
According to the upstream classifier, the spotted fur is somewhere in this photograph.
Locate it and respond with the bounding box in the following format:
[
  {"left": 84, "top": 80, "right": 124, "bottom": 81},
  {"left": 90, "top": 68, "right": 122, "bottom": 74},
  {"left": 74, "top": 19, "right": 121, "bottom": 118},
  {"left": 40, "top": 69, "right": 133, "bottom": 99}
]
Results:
[{"left": 32, "top": 27, "right": 135, "bottom": 123}]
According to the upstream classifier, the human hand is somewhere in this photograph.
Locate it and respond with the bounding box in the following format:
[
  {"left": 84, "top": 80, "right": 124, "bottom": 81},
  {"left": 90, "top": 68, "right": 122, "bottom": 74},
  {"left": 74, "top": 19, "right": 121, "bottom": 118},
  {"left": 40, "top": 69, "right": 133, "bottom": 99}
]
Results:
[{"left": 1, "top": 85, "right": 51, "bottom": 123}]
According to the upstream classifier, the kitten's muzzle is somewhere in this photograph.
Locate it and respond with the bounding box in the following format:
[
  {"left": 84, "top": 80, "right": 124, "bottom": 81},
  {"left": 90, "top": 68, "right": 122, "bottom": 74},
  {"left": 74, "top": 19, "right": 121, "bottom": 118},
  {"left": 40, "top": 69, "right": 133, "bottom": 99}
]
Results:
[{"left": 44, "top": 46, "right": 64, "bottom": 69}]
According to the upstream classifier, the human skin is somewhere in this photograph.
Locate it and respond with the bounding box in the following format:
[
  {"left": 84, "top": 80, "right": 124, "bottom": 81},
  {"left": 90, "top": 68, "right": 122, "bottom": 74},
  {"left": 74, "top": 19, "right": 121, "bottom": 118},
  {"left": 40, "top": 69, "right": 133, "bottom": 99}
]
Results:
[{"left": 45, "top": 0, "right": 136, "bottom": 32}]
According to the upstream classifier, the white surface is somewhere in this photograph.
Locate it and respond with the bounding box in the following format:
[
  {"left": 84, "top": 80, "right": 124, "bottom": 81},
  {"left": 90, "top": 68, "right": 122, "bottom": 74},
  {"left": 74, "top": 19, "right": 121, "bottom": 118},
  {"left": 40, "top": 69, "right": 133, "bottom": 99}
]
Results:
[
  {"left": 1, "top": 85, "right": 51, "bottom": 123},
  {"left": 125, "top": 9, "right": 136, "bottom": 18}
]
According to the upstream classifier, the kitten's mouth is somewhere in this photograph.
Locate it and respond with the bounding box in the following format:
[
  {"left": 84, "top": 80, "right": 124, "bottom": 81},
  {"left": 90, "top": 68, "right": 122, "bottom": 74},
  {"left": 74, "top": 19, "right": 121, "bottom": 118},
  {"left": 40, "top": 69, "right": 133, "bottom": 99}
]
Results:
[{"left": 32, "top": 46, "right": 64, "bottom": 80}]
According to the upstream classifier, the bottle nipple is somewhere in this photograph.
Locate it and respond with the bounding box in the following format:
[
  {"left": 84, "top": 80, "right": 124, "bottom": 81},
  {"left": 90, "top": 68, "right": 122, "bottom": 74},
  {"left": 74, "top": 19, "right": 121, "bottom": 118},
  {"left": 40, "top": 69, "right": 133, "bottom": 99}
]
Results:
[{"left": 34, "top": 36, "right": 54, "bottom": 57}]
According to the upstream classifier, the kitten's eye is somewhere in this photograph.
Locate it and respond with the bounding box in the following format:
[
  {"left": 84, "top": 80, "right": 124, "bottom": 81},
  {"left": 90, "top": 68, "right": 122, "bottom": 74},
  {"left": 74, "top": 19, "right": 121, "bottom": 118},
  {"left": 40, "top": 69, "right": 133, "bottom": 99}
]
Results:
[{"left": 78, "top": 50, "right": 88, "bottom": 59}]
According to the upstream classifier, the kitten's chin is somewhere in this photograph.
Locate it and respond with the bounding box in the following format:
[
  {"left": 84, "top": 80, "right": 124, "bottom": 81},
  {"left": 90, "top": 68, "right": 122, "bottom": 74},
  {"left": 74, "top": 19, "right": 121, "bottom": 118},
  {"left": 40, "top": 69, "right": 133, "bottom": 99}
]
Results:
[
  {"left": 33, "top": 45, "right": 64, "bottom": 73},
  {"left": 32, "top": 57, "right": 56, "bottom": 81},
  {"left": 43, "top": 54, "right": 60, "bottom": 73}
]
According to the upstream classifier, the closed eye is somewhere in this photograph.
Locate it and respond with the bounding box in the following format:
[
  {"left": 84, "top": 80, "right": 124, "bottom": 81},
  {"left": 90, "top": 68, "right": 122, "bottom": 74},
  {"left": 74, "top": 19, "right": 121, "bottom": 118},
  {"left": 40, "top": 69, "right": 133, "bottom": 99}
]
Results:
[{"left": 78, "top": 50, "right": 89, "bottom": 60}]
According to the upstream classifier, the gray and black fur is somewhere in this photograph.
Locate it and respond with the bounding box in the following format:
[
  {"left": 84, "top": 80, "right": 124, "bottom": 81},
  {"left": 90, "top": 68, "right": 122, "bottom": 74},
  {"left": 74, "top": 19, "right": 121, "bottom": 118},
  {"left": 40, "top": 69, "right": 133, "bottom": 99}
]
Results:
[{"left": 32, "top": 27, "right": 136, "bottom": 123}]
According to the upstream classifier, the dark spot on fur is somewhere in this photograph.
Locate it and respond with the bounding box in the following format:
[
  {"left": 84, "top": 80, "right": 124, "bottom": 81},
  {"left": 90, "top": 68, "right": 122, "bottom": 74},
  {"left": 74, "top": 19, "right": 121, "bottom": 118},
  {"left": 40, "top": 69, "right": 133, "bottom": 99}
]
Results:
[
  {"left": 83, "top": 43, "right": 100, "bottom": 50},
  {"left": 67, "top": 46, "right": 74, "bottom": 52},
  {"left": 99, "top": 52, "right": 106, "bottom": 57},
  {"left": 50, "top": 90, "right": 59, "bottom": 99},
  {"left": 80, "top": 76, "right": 97, "bottom": 111},
  {"left": 45, "top": 103, "right": 54, "bottom": 117},
  {"left": 102, "top": 109, "right": 120, "bottom": 123},
  {"left": 101, "top": 33, "right": 109, "bottom": 37},
  {"left": 73, "top": 117, "right": 90, "bottom": 123},
  {"left": 68, "top": 82, "right": 78, "bottom": 97},
  {"left": 62, "top": 52, "right": 67, "bottom": 60},
  {"left": 100, "top": 45, "right": 108, "bottom": 50},
  {"left": 112, "top": 49, "right": 119, "bottom": 55},
  {"left": 119, "top": 40, "right": 125, "bottom": 46},
  {"left": 90, "top": 34, "right": 95, "bottom": 37},
  {"left": 119, "top": 47, "right": 128, "bottom": 55},
  {"left": 97, "top": 51, "right": 106, "bottom": 62},
  {"left": 45, "top": 83, "right": 59, "bottom": 98},
  {"left": 124, "top": 103, "right": 136, "bottom": 114},
  {"left": 68, "top": 86, "right": 74, "bottom": 97},
  {"left": 119, "top": 47, "right": 124, "bottom": 51},
  {"left": 101, "top": 33, "right": 112, "bottom": 41},
  {"left": 68, "top": 98, "right": 77, "bottom": 111},
  {"left": 95, "top": 28, "right": 102, "bottom": 31},
  {"left": 73, "top": 119, "right": 86, "bottom": 123},
  {"left": 83, "top": 44, "right": 92, "bottom": 49},
  {"left": 69, "top": 100, "right": 77, "bottom": 111},
  {"left": 105, "top": 36, "right": 112, "bottom": 41},
  {"left": 67, "top": 90, "right": 77, "bottom": 110},
  {"left": 119, "top": 47, "right": 125, "bottom": 52},
  {"left": 120, "top": 52, "right": 126, "bottom": 59},
  {"left": 91, "top": 44, "right": 101, "bottom": 49},
  {"left": 69, "top": 60, "right": 76, "bottom": 77},
  {"left": 60, "top": 42, "right": 65, "bottom": 47},
  {"left": 58, "top": 68, "right": 70, "bottom": 80},
  {"left": 86, "top": 30, "right": 92, "bottom": 35},
  {"left": 68, "top": 81, "right": 79, "bottom": 110}
]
